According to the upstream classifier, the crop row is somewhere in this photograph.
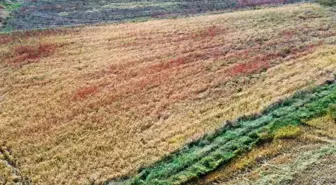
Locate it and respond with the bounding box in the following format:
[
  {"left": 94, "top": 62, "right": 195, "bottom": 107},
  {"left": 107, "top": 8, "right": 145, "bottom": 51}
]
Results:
[{"left": 105, "top": 80, "right": 336, "bottom": 185}]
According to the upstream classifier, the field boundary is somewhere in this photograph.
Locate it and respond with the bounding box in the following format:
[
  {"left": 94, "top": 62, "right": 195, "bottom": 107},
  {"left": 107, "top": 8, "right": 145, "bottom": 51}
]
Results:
[
  {"left": 2, "top": 0, "right": 312, "bottom": 31},
  {"left": 103, "top": 79, "right": 336, "bottom": 185}
]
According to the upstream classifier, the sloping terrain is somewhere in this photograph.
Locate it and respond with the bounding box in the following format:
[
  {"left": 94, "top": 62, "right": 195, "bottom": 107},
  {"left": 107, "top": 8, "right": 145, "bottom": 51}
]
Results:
[
  {"left": 108, "top": 82, "right": 336, "bottom": 185},
  {"left": 0, "top": 3, "right": 335, "bottom": 185},
  {"left": 197, "top": 114, "right": 336, "bottom": 185},
  {"left": 3, "top": 0, "right": 306, "bottom": 30}
]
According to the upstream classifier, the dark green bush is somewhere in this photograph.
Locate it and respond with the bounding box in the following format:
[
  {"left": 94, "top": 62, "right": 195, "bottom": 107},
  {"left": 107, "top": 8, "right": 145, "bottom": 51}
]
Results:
[
  {"left": 328, "top": 104, "right": 336, "bottom": 121},
  {"left": 318, "top": 0, "right": 336, "bottom": 6}
]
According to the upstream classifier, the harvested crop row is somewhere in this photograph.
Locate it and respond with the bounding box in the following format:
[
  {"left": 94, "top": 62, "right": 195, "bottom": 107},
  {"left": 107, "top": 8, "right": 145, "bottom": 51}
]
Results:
[
  {"left": 192, "top": 107, "right": 336, "bottom": 185},
  {"left": 210, "top": 139, "right": 336, "bottom": 185},
  {"left": 108, "top": 81, "right": 336, "bottom": 185},
  {"left": 245, "top": 143, "right": 336, "bottom": 185},
  {"left": 0, "top": 4, "right": 335, "bottom": 184}
]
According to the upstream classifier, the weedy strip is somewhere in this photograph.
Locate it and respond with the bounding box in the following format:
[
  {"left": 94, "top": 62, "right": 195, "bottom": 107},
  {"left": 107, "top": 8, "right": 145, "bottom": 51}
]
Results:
[{"left": 104, "top": 81, "right": 336, "bottom": 185}]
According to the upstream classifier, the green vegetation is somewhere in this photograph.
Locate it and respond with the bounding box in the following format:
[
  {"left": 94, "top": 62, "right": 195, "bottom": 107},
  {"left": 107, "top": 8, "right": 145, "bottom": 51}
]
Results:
[
  {"left": 328, "top": 104, "right": 336, "bottom": 121},
  {"left": 0, "top": 1, "right": 21, "bottom": 11},
  {"left": 106, "top": 81, "right": 336, "bottom": 185},
  {"left": 0, "top": 2, "right": 334, "bottom": 184},
  {"left": 253, "top": 143, "right": 336, "bottom": 184},
  {"left": 273, "top": 126, "right": 302, "bottom": 139},
  {"left": 0, "top": 0, "right": 21, "bottom": 32},
  {"left": 318, "top": 0, "right": 336, "bottom": 6}
]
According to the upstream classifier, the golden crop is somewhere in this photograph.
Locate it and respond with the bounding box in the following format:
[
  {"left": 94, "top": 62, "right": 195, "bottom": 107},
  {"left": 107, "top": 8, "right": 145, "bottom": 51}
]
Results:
[{"left": 0, "top": 3, "right": 335, "bottom": 184}]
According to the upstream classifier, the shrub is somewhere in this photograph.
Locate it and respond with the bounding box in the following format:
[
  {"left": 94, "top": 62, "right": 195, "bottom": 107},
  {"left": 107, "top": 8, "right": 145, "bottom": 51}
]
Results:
[
  {"left": 318, "top": 0, "right": 336, "bottom": 6},
  {"left": 274, "top": 125, "right": 302, "bottom": 139},
  {"left": 327, "top": 104, "right": 336, "bottom": 121}
]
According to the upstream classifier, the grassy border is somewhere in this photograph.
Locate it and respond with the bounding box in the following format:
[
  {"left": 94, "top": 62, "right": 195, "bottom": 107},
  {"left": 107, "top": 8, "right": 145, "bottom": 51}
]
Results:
[{"left": 102, "top": 79, "right": 336, "bottom": 185}]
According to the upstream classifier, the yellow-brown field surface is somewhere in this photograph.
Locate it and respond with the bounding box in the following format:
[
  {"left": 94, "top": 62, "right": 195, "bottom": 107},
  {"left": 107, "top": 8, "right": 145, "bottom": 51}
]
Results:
[{"left": 0, "top": 3, "right": 336, "bottom": 184}]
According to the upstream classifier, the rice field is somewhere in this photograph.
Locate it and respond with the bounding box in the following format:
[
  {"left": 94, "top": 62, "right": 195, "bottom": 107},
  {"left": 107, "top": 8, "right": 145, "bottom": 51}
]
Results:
[
  {"left": 110, "top": 81, "right": 336, "bottom": 185},
  {"left": 0, "top": 3, "right": 335, "bottom": 185}
]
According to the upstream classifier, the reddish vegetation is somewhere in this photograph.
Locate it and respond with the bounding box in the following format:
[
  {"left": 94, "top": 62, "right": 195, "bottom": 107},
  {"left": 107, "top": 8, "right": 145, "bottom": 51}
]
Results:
[
  {"left": 137, "top": 74, "right": 168, "bottom": 92},
  {"left": 92, "top": 40, "right": 321, "bottom": 114},
  {"left": 282, "top": 29, "right": 295, "bottom": 39},
  {"left": 289, "top": 41, "right": 323, "bottom": 58},
  {"left": 73, "top": 86, "right": 99, "bottom": 101},
  {"left": 227, "top": 41, "right": 322, "bottom": 77},
  {"left": 62, "top": 7, "right": 329, "bottom": 119},
  {"left": 171, "top": 26, "right": 226, "bottom": 42},
  {"left": 229, "top": 60, "right": 270, "bottom": 76},
  {"left": 148, "top": 57, "right": 187, "bottom": 73},
  {"left": 225, "top": 49, "right": 272, "bottom": 77},
  {"left": 193, "top": 25, "right": 220, "bottom": 39},
  {"left": 0, "top": 4, "right": 335, "bottom": 185},
  {"left": 0, "top": 35, "right": 14, "bottom": 45},
  {"left": 0, "top": 29, "right": 76, "bottom": 45},
  {"left": 191, "top": 25, "right": 228, "bottom": 40},
  {"left": 8, "top": 43, "right": 58, "bottom": 65}
]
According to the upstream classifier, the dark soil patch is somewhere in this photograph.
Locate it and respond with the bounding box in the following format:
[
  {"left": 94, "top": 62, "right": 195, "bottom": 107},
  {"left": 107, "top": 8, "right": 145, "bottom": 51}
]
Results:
[{"left": 4, "top": 0, "right": 306, "bottom": 30}]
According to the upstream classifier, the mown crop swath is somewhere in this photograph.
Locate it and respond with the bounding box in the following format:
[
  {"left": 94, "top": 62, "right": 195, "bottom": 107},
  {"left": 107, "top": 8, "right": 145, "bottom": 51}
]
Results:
[
  {"left": 105, "top": 81, "right": 336, "bottom": 185},
  {"left": 0, "top": 4, "right": 335, "bottom": 185}
]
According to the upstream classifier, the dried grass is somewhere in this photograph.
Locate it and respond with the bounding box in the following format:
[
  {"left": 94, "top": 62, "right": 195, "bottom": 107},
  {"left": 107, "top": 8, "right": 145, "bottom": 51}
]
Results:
[{"left": 0, "top": 3, "right": 335, "bottom": 184}]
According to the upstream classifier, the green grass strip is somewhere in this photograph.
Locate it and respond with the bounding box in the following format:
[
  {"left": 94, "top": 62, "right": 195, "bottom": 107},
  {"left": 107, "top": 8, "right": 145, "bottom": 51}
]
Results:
[
  {"left": 0, "top": 0, "right": 22, "bottom": 32},
  {"left": 0, "top": 0, "right": 21, "bottom": 12},
  {"left": 104, "top": 81, "right": 336, "bottom": 185}
]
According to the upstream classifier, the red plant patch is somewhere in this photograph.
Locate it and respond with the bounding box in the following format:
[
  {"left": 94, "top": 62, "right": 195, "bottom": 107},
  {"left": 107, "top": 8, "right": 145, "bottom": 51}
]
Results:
[
  {"left": 228, "top": 60, "right": 270, "bottom": 76},
  {"left": 153, "top": 57, "right": 186, "bottom": 71},
  {"left": 192, "top": 25, "right": 222, "bottom": 39},
  {"left": 19, "top": 29, "right": 70, "bottom": 39},
  {"left": 288, "top": 41, "right": 323, "bottom": 58},
  {"left": 73, "top": 86, "right": 99, "bottom": 101},
  {"left": 226, "top": 41, "right": 322, "bottom": 77},
  {"left": 8, "top": 43, "right": 58, "bottom": 65},
  {"left": 0, "top": 35, "right": 14, "bottom": 45},
  {"left": 124, "top": 56, "right": 189, "bottom": 78},
  {"left": 282, "top": 29, "right": 295, "bottom": 40},
  {"left": 0, "top": 29, "right": 76, "bottom": 45},
  {"left": 206, "top": 25, "right": 218, "bottom": 37}
]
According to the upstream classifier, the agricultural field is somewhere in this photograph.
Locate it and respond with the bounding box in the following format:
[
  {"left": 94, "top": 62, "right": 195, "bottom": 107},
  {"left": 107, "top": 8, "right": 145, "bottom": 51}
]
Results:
[
  {"left": 1, "top": 0, "right": 306, "bottom": 30},
  {"left": 0, "top": 2, "right": 336, "bottom": 185}
]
